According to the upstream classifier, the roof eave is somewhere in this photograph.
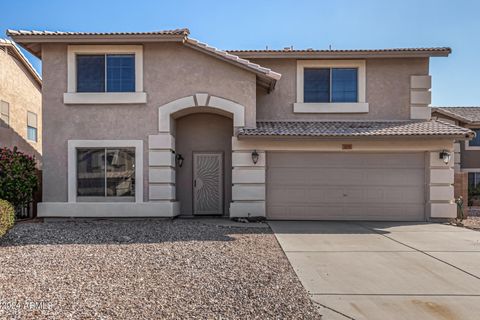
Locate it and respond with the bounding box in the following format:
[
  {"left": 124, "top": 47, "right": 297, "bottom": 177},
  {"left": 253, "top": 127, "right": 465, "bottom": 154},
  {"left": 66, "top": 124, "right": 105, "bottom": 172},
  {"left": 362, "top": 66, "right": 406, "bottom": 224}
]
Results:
[
  {"left": 432, "top": 109, "right": 473, "bottom": 124},
  {"left": 228, "top": 51, "right": 451, "bottom": 59},
  {"left": 7, "top": 33, "right": 187, "bottom": 58},
  {"left": 237, "top": 133, "right": 472, "bottom": 140},
  {"left": 0, "top": 40, "right": 42, "bottom": 86}
]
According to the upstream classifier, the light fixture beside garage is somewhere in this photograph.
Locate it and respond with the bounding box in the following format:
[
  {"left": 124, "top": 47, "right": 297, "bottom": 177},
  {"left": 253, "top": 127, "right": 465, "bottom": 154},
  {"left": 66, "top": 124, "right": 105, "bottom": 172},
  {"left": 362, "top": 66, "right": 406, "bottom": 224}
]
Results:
[
  {"left": 251, "top": 150, "right": 259, "bottom": 164},
  {"left": 439, "top": 150, "right": 451, "bottom": 165}
]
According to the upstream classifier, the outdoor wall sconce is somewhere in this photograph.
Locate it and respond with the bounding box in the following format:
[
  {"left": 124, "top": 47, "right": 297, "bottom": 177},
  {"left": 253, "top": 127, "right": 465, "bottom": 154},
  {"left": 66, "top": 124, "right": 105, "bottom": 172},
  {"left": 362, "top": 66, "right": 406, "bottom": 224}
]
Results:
[
  {"left": 176, "top": 154, "right": 184, "bottom": 168},
  {"left": 439, "top": 150, "right": 451, "bottom": 165},
  {"left": 251, "top": 150, "right": 259, "bottom": 164}
]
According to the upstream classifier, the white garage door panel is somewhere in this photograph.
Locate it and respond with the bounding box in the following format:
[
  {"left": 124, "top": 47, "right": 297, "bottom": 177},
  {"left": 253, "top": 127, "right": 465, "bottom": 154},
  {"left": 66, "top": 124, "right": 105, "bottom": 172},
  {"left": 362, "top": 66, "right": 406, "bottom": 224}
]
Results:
[{"left": 267, "top": 152, "right": 425, "bottom": 221}]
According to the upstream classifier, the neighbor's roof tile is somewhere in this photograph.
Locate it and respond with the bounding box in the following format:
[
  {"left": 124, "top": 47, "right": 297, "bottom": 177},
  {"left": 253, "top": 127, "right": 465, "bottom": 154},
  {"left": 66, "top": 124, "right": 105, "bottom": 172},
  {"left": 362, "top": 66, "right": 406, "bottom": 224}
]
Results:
[
  {"left": 432, "top": 107, "right": 480, "bottom": 124},
  {"left": 238, "top": 120, "right": 473, "bottom": 138}
]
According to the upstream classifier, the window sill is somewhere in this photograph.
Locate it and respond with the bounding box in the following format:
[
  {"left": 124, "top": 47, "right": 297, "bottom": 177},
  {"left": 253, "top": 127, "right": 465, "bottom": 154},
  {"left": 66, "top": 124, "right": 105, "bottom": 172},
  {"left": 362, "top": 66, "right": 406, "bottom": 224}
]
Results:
[
  {"left": 293, "top": 102, "right": 369, "bottom": 114},
  {"left": 465, "top": 145, "right": 480, "bottom": 151},
  {"left": 64, "top": 92, "right": 147, "bottom": 104}
]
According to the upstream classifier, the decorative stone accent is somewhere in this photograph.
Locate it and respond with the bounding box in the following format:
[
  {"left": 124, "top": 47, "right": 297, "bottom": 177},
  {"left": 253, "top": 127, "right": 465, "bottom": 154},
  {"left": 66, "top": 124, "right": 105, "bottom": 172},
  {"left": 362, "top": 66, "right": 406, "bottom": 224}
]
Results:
[
  {"left": 410, "top": 75, "right": 432, "bottom": 120},
  {"left": 148, "top": 133, "right": 178, "bottom": 216},
  {"left": 230, "top": 146, "right": 266, "bottom": 217},
  {"left": 158, "top": 93, "right": 245, "bottom": 132}
]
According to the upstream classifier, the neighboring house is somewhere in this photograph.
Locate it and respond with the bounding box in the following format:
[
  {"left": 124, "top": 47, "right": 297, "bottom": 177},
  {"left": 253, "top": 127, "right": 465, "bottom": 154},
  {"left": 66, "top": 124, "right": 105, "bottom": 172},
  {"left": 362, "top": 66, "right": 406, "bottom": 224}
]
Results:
[
  {"left": 0, "top": 39, "right": 42, "bottom": 161},
  {"left": 8, "top": 28, "right": 473, "bottom": 221},
  {"left": 432, "top": 107, "right": 480, "bottom": 204}
]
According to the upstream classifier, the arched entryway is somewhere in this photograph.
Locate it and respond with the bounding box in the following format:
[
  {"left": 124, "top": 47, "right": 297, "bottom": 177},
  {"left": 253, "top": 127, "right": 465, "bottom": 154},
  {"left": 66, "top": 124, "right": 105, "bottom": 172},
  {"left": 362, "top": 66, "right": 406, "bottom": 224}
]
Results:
[
  {"left": 175, "top": 113, "right": 233, "bottom": 215},
  {"left": 147, "top": 93, "right": 245, "bottom": 217}
]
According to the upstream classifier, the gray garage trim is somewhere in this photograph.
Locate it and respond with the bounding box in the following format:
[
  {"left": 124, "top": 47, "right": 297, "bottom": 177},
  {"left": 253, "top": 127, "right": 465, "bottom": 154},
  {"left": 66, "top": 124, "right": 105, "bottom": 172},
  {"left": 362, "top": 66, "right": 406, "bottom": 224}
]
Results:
[{"left": 266, "top": 152, "right": 426, "bottom": 221}]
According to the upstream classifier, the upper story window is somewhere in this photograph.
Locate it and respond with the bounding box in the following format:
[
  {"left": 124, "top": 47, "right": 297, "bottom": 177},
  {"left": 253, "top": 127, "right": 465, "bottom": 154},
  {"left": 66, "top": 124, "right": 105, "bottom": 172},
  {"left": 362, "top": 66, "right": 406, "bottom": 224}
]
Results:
[
  {"left": 0, "top": 101, "right": 9, "bottom": 128},
  {"left": 467, "top": 129, "right": 480, "bottom": 149},
  {"left": 27, "top": 111, "right": 37, "bottom": 142},
  {"left": 304, "top": 68, "right": 358, "bottom": 103},
  {"left": 295, "top": 60, "right": 368, "bottom": 114},
  {"left": 77, "top": 54, "right": 135, "bottom": 93},
  {"left": 65, "top": 45, "right": 146, "bottom": 104}
]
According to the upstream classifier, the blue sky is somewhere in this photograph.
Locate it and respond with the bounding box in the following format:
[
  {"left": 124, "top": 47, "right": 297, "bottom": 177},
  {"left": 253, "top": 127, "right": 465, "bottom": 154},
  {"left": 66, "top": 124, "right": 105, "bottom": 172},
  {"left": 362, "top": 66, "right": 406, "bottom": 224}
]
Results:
[{"left": 2, "top": 0, "right": 479, "bottom": 106}]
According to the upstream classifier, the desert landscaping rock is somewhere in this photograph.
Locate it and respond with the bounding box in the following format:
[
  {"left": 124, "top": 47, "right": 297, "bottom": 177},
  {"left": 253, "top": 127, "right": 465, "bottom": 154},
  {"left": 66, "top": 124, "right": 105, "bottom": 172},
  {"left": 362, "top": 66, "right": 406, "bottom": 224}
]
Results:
[{"left": 0, "top": 219, "right": 320, "bottom": 319}]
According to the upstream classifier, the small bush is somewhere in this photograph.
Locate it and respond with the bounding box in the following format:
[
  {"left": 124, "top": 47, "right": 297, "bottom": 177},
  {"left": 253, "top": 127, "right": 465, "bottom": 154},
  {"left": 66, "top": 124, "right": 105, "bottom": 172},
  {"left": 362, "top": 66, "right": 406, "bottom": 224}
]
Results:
[
  {"left": 0, "top": 199, "right": 15, "bottom": 236},
  {"left": 0, "top": 147, "right": 38, "bottom": 208}
]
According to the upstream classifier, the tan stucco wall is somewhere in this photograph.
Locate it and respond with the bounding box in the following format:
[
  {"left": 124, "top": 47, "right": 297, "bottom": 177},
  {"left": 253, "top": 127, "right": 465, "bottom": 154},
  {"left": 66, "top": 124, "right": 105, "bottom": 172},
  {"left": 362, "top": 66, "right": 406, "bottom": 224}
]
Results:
[
  {"left": 41, "top": 42, "right": 255, "bottom": 202},
  {"left": 253, "top": 58, "right": 429, "bottom": 121},
  {"left": 175, "top": 113, "right": 233, "bottom": 215},
  {"left": 0, "top": 47, "right": 42, "bottom": 160}
]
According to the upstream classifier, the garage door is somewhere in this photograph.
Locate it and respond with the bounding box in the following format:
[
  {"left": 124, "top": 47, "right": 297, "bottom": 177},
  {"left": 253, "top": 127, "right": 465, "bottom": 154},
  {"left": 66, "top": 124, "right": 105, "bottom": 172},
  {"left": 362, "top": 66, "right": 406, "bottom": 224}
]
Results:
[{"left": 267, "top": 152, "right": 425, "bottom": 221}]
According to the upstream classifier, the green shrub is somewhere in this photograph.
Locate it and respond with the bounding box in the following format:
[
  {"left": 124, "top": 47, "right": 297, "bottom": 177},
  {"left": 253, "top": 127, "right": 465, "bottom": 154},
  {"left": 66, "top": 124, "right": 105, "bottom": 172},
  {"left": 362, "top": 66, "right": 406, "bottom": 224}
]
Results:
[
  {"left": 0, "top": 199, "right": 15, "bottom": 236},
  {"left": 0, "top": 147, "right": 38, "bottom": 208}
]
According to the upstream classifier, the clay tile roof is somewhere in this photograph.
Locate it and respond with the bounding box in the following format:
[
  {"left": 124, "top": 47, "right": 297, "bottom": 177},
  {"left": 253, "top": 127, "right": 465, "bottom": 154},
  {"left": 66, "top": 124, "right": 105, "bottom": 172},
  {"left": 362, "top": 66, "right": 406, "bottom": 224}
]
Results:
[
  {"left": 238, "top": 120, "right": 473, "bottom": 138},
  {"left": 184, "top": 38, "right": 281, "bottom": 83},
  {"left": 432, "top": 107, "right": 480, "bottom": 124},
  {"left": 0, "top": 38, "right": 41, "bottom": 86},
  {"left": 229, "top": 47, "right": 451, "bottom": 53},
  {"left": 227, "top": 47, "right": 451, "bottom": 58},
  {"left": 6, "top": 29, "right": 190, "bottom": 36}
]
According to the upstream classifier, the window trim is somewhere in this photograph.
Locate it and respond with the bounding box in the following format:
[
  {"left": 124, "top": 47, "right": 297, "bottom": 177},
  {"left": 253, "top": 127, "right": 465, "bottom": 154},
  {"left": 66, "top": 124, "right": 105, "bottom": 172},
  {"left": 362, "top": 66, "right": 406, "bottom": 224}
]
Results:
[
  {"left": 0, "top": 100, "right": 9, "bottom": 128},
  {"left": 26, "top": 111, "right": 38, "bottom": 142},
  {"left": 68, "top": 140, "right": 143, "bottom": 203},
  {"left": 65, "top": 45, "right": 146, "bottom": 104},
  {"left": 295, "top": 60, "right": 368, "bottom": 113},
  {"left": 465, "top": 128, "right": 480, "bottom": 150}
]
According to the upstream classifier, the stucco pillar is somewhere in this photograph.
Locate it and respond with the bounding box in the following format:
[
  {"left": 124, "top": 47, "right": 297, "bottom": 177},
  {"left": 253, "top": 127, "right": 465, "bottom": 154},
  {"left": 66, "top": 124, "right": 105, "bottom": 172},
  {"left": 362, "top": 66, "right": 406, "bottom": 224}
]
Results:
[
  {"left": 148, "top": 133, "right": 180, "bottom": 216},
  {"left": 230, "top": 138, "right": 266, "bottom": 217},
  {"left": 427, "top": 151, "right": 456, "bottom": 219}
]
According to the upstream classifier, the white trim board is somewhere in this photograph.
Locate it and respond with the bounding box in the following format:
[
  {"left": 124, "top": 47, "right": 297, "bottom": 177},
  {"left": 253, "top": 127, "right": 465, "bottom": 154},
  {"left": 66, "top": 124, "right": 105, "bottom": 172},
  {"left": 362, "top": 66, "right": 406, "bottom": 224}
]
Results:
[
  {"left": 67, "top": 139, "right": 144, "bottom": 203},
  {"left": 38, "top": 202, "right": 179, "bottom": 218}
]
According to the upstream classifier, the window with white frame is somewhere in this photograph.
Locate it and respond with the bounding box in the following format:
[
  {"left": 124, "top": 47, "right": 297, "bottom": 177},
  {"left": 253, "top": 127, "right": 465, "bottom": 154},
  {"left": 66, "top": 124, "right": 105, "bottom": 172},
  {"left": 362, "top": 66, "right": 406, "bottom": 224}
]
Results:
[
  {"left": 295, "top": 60, "right": 368, "bottom": 113},
  {"left": 27, "top": 111, "right": 37, "bottom": 142},
  {"left": 304, "top": 68, "right": 358, "bottom": 103},
  {"left": 64, "top": 45, "right": 146, "bottom": 104},
  {"left": 0, "top": 101, "right": 9, "bottom": 128},
  {"left": 77, "top": 148, "right": 136, "bottom": 200},
  {"left": 68, "top": 140, "right": 143, "bottom": 203}
]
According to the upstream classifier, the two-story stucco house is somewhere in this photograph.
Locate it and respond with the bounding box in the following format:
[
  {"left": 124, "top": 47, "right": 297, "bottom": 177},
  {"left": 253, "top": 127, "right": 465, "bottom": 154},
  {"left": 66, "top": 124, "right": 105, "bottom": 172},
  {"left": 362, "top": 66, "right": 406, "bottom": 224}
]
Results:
[
  {"left": 8, "top": 28, "right": 473, "bottom": 221},
  {"left": 0, "top": 39, "right": 42, "bottom": 160}
]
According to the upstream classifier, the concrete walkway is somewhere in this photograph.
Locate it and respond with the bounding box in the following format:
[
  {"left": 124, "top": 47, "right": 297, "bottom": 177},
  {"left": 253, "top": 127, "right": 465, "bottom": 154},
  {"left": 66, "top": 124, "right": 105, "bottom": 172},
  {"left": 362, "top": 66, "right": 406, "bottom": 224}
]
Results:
[{"left": 269, "top": 221, "right": 480, "bottom": 320}]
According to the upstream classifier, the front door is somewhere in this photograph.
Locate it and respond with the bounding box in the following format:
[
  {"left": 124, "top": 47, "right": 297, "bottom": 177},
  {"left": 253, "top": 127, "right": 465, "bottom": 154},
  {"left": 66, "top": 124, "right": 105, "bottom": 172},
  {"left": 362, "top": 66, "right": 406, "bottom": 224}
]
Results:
[{"left": 193, "top": 152, "right": 223, "bottom": 215}]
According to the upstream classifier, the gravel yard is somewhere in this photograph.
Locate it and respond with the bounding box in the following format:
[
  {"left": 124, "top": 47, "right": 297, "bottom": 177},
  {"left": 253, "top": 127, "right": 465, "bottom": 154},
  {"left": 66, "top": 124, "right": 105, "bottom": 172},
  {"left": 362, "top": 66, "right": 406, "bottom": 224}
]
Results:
[
  {"left": 460, "top": 216, "right": 480, "bottom": 231},
  {"left": 0, "top": 219, "right": 320, "bottom": 319}
]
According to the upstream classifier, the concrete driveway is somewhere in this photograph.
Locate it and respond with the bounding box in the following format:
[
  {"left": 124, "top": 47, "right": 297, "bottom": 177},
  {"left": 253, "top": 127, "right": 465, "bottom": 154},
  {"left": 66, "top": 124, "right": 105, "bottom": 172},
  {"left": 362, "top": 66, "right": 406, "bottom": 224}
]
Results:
[{"left": 269, "top": 221, "right": 480, "bottom": 320}]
